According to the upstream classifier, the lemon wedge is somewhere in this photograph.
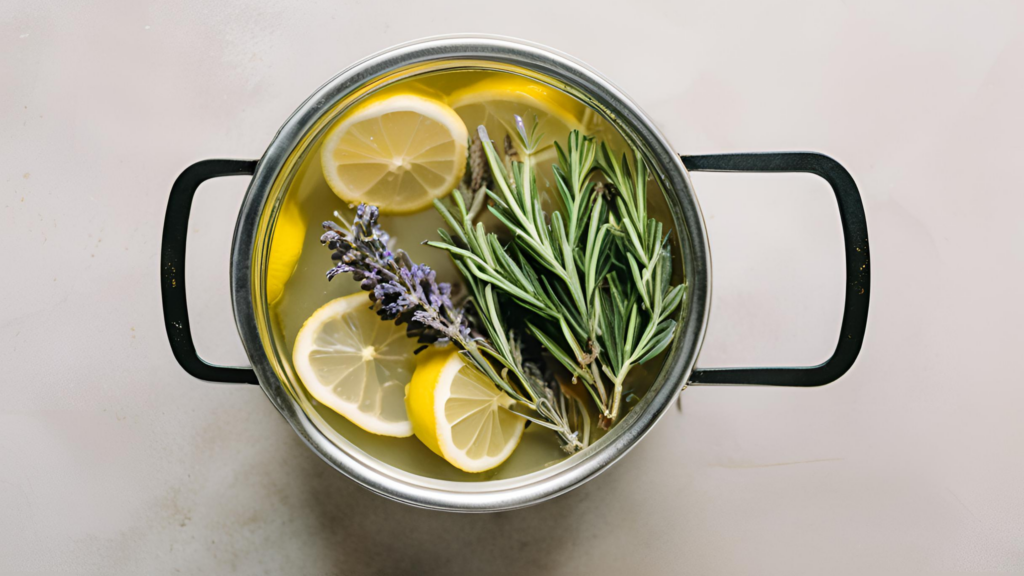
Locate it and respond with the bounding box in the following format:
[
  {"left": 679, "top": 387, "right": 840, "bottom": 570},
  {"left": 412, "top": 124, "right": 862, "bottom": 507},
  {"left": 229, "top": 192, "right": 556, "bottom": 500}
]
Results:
[
  {"left": 406, "top": 348, "right": 525, "bottom": 472},
  {"left": 266, "top": 195, "right": 305, "bottom": 304},
  {"left": 292, "top": 294, "right": 419, "bottom": 437},
  {"left": 320, "top": 94, "right": 468, "bottom": 214},
  {"left": 449, "top": 75, "right": 584, "bottom": 188}
]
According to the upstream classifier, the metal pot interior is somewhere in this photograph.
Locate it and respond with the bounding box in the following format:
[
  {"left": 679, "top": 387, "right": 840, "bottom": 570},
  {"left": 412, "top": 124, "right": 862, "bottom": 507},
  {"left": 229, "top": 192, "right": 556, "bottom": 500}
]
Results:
[{"left": 233, "top": 37, "right": 710, "bottom": 509}]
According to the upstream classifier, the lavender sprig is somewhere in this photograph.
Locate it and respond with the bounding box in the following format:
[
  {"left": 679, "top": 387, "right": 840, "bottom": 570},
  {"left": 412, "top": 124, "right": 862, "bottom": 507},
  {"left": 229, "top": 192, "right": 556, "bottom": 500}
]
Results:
[{"left": 321, "top": 204, "right": 467, "bottom": 345}]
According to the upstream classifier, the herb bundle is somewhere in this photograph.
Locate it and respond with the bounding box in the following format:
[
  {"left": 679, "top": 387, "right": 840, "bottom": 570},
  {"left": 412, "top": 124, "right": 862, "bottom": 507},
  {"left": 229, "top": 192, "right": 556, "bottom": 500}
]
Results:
[
  {"left": 322, "top": 205, "right": 589, "bottom": 453},
  {"left": 322, "top": 116, "right": 684, "bottom": 454},
  {"left": 430, "top": 117, "right": 686, "bottom": 431}
]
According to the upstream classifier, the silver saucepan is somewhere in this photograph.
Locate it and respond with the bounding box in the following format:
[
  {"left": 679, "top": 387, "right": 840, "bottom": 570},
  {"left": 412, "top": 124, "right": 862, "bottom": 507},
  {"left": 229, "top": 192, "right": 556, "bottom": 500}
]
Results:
[{"left": 160, "top": 35, "right": 870, "bottom": 512}]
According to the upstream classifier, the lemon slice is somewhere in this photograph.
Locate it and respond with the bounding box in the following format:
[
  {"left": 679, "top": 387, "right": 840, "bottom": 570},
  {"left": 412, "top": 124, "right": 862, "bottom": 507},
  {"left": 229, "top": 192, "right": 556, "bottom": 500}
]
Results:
[
  {"left": 449, "top": 75, "right": 584, "bottom": 188},
  {"left": 292, "top": 294, "right": 419, "bottom": 437},
  {"left": 266, "top": 195, "right": 305, "bottom": 304},
  {"left": 406, "top": 348, "right": 525, "bottom": 472},
  {"left": 581, "top": 107, "right": 631, "bottom": 161},
  {"left": 320, "top": 94, "right": 468, "bottom": 214}
]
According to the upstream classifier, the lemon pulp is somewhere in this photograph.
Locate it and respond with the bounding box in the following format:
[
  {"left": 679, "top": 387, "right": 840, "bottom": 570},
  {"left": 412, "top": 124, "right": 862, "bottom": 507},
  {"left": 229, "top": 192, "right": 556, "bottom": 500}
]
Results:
[
  {"left": 406, "top": 348, "right": 525, "bottom": 472},
  {"left": 319, "top": 93, "right": 468, "bottom": 214},
  {"left": 292, "top": 294, "right": 419, "bottom": 437}
]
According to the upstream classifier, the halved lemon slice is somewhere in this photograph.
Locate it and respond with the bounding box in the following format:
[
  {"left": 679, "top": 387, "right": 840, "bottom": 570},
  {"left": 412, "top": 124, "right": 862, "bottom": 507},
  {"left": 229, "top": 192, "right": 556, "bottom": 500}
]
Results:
[
  {"left": 320, "top": 94, "right": 468, "bottom": 214},
  {"left": 406, "top": 348, "right": 525, "bottom": 472},
  {"left": 265, "top": 194, "right": 305, "bottom": 304},
  {"left": 449, "top": 75, "right": 584, "bottom": 189},
  {"left": 581, "top": 106, "right": 631, "bottom": 161},
  {"left": 292, "top": 294, "right": 419, "bottom": 437}
]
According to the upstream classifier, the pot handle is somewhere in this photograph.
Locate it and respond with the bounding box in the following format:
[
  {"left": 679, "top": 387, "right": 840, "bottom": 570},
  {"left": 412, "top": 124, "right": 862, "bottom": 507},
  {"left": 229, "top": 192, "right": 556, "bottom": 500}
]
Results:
[
  {"left": 161, "top": 159, "right": 260, "bottom": 384},
  {"left": 681, "top": 152, "right": 869, "bottom": 386}
]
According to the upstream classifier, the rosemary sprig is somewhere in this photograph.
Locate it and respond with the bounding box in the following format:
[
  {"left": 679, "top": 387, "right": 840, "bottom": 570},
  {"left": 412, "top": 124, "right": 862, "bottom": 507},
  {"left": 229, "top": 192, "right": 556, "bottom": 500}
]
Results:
[
  {"left": 478, "top": 122, "right": 596, "bottom": 367},
  {"left": 430, "top": 189, "right": 606, "bottom": 412},
  {"left": 594, "top": 144, "right": 687, "bottom": 418},
  {"left": 432, "top": 120, "right": 686, "bottom": 425},
  {"left": 552, "top": 129, "right": 599, "bottom": 247},
  {"left": 597, "top": 143, "right": 662, "bottom": 310}
]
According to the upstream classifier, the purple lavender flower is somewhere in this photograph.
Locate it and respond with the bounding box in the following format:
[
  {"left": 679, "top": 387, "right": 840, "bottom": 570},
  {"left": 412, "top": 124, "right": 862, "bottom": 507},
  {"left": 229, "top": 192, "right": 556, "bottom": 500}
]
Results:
[{"left": 321, "top": 203, "right": 468, "bottom": 345}]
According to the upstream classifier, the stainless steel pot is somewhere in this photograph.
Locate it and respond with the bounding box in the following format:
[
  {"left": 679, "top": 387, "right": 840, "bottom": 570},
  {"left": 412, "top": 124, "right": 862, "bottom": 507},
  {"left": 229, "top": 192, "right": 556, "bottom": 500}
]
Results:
[{"left": 160, "top": 35, "right": 870, "bottom": 512}]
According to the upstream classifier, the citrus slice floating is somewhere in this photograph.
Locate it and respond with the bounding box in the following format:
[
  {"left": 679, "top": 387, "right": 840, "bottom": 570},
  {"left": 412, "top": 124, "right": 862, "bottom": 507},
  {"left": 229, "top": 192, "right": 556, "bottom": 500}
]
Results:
[
  {"left": 320, "top": 94, "right": 469, "bottom": 214},
  {"left": 292, "top": 294, "right": 419, "bottom": 437},
  {"left": 265, "top": 195, "right": 305, "bottom": 304},
  {"left": 449, "top": 75, "right": 584, "bottom": 188},
  {"left": 581, "top": 106, "right": 631, "bottom": 161},
  {"left": 406, "top": 348, "right": 525, "bottom": 473}
]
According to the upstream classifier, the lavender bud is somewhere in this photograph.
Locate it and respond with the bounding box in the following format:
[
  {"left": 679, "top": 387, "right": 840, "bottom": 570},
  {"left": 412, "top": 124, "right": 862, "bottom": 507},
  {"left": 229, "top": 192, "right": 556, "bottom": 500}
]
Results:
[
  {"left": 322, "top": 202, "right": 469, "bottom": 349},
  {"left": 396, "top": 249, "right": 413, "bottom": 269}
]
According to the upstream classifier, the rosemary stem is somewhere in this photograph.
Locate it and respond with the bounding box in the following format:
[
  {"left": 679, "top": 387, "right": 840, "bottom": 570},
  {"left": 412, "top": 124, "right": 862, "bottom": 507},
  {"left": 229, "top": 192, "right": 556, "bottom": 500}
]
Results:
[
  {"left": 589, "top": 361, "right": 610, "bottom": 414},
  {"left": 466, "top": 184, "right": 488, "bottom": 221},
  {"left": 610, "top": 377, "right": 624, "bottom": 421}
]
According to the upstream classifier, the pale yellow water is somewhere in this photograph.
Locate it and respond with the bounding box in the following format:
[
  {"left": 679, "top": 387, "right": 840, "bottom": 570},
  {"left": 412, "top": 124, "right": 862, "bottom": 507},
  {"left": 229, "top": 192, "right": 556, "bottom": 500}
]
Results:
[{"left": 268, "top": 69, "right": 677, "bottom": 481}]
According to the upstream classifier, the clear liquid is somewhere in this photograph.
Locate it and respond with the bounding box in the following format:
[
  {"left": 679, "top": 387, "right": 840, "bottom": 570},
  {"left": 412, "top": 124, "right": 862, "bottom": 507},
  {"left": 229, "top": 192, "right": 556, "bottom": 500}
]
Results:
[{"left": 269, "top": 69, "right": 676, "bottom": 481}]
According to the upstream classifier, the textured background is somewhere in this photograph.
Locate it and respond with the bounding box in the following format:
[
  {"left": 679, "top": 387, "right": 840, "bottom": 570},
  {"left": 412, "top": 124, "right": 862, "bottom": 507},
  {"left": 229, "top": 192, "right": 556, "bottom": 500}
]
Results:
[{"left": 2, "top": 0, "right": 1023, "bottom": 573}]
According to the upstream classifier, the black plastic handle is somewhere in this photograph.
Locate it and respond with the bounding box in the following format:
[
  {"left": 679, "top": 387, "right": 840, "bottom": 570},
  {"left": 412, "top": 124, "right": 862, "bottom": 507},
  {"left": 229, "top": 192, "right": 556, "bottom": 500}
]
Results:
[
  {"left": 161, "top": 159, "right": 259, "bottom": 384},
  {"left": 682, "top": 152, "right": 869, "bottom": 386}
]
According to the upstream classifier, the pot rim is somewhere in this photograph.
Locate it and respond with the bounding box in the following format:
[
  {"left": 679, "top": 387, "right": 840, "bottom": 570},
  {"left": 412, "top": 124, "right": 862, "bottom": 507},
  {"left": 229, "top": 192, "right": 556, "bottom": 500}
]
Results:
[{"left": 230, "top": 34, "right": 711, "bottom": 512}]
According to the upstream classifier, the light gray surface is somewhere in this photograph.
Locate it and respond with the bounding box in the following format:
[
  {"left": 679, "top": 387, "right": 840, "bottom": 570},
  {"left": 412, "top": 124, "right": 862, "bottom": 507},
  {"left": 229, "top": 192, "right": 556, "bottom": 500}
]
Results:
[{"left": 1, "top": 0, "right": 1022, "bottom": 574}]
